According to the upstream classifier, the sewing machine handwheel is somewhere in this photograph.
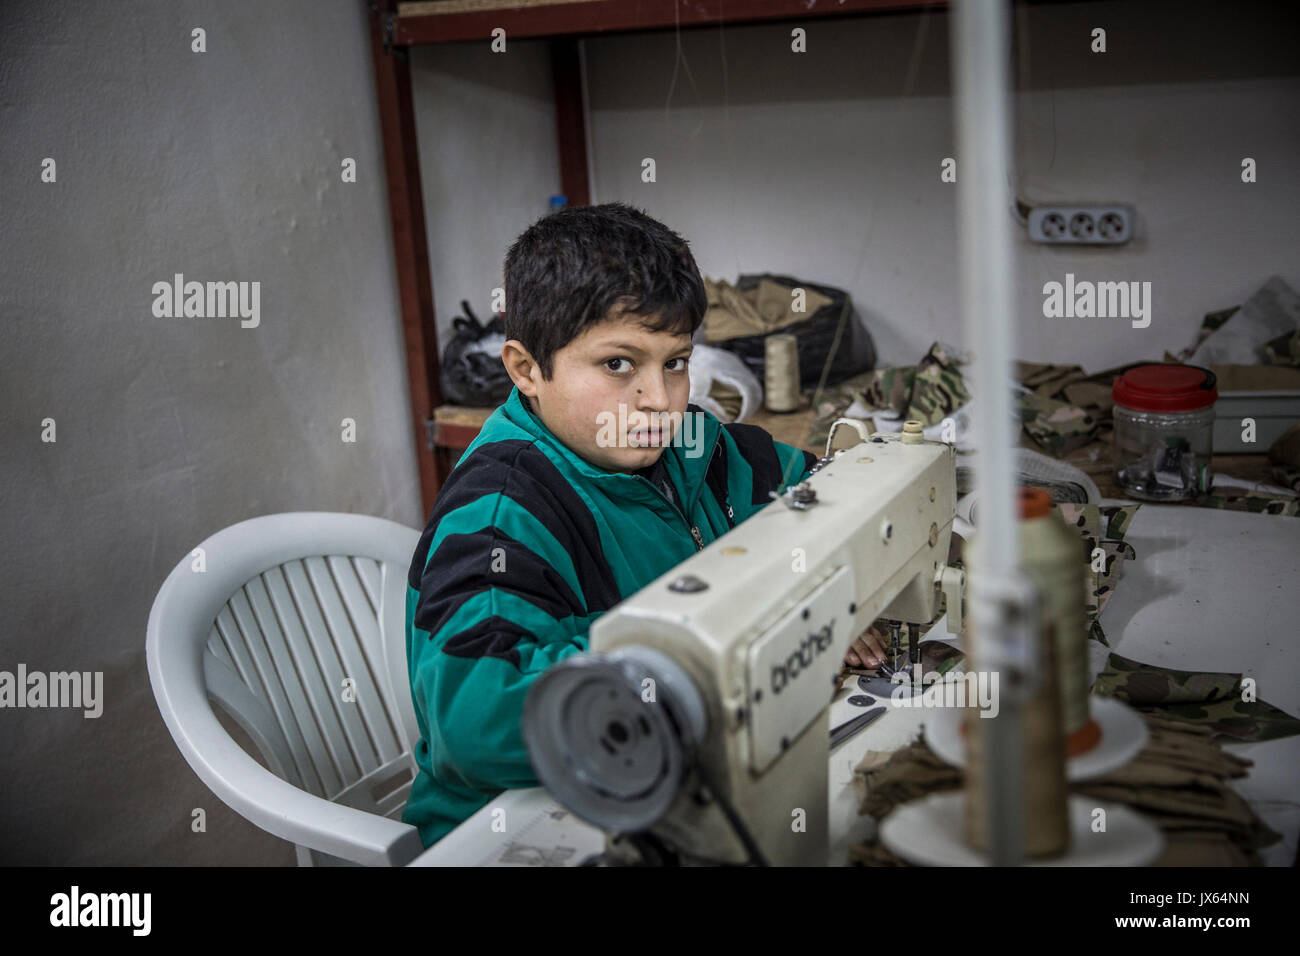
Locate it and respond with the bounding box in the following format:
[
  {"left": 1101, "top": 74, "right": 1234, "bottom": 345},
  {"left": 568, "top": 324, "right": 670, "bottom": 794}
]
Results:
[{"left": 522, "top": 646, "right": 707, "bottom": 834}]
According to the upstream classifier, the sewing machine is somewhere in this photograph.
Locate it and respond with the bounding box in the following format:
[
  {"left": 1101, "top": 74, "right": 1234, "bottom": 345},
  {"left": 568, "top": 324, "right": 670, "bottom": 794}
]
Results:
[{"left": 521, "top": 426, "right": 965, "bottom": 866}]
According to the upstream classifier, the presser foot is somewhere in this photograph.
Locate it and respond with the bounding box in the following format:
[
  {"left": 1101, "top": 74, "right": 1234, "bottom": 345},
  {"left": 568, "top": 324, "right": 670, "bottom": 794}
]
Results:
[{"left": 856, "top": 668, "right": 926, "bottom": 699}]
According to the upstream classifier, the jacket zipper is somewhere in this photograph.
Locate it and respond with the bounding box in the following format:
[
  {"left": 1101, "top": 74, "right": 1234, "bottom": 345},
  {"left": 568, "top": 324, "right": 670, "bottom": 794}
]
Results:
[
  {"left": 638, "top": 476, "right": 706, "bottom": 551},
  {"left": 711, "top": 439, "right": 735, "bottom": 530},
  {"left": 637, "top": 431, "right": 722, "bottom": 552}
]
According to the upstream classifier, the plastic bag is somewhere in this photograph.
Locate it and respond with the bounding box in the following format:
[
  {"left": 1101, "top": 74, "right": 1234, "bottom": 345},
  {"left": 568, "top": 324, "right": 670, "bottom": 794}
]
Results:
[
  {"left": 688, "top": 344, "right": 764, "bottom": 423},
  {"left": 440, "top": 301, "right": 512, "bottom": 407}
]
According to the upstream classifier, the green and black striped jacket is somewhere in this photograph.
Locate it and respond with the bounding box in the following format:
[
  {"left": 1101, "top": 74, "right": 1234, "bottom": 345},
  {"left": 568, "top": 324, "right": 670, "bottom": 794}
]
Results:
[{"left": 402, "top": 385, "right": 816, "bottom": 847}]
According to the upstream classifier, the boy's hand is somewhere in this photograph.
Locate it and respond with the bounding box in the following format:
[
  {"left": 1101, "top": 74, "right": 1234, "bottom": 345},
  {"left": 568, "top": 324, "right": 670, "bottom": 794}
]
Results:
[{"left": 844, "top": 623, "right": 891, "bottom": 669}]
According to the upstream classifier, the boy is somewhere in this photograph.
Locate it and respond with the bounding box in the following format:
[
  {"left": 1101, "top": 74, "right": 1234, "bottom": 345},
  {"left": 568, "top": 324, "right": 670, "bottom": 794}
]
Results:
[{"left": 402, "top": 202, "right": 889, "bottom": 848}]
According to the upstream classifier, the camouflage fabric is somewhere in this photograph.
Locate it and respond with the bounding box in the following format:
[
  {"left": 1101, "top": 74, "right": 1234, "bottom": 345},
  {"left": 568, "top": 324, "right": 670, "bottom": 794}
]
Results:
[
  {"left": 1263, "top": 327, "right": 1300, "bottom": 367},
  {"left": 1059, "top": 378, "right": 1117, "bottom": 418},
  {"left": 806, "top": 367, "right": 886, "bottom": 450},
  {"left": 904, "top": 342, "right": 970, "bottom": 426},
  {"left": 838, "top": 625, "right": 967, "bottom": 684},
  {"left": 1018, "top": 391, "right": 1100, "bottom": 457},
  {"left": 1016, "top": 361, "right": 1088, "bottom": 398},
  {"left": 1170, "top": 300, "right": 1299, "bottom": 367},
  {"left": 1091, "top": 652, "right": 1300, "bottom": 743},
  {"left": 805, "top": 349, "right": 935, "bottom": 449},
  {"left": 1271, "top": 465, "right": 1300, "bottom": 493},
  {"left": 857, "top": 366, "right": 916, "bottom": 415},
  {"left": 1270, "top": 423, "right": 1300, "bottom": 468},
  {"left": 1012, "top": 361, "right": 1151, "bottom": 459},
  {"left": 1057, "top": 503, "right": 1141, "bottom": 646},
  {"left": 812, "top": 351, "right": 1142, "bottom": 458},
  {"left": 1169, "top": 306, "right": 1241, "bottom": 363},
  {"left": 1194, "top": 491, "right": 1300, "bottom": 516}
]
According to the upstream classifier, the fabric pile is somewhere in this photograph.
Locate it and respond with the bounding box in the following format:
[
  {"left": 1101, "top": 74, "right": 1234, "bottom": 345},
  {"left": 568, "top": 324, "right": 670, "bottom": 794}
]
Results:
[
  {"left": 846, "top": 710, "right": 1283, "bottom": 867},
  {"left": 806, "top": 330, "right": 1300, "bottom": 515},
  {"left": 703, "top": 276, "right": 834, "bottom": 341}
]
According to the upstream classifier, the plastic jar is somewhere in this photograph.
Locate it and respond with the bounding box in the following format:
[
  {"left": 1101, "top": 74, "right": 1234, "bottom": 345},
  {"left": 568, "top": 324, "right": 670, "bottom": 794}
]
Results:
[{"left": 1111, "top": 365, "right": 1217, "bottom": 501}]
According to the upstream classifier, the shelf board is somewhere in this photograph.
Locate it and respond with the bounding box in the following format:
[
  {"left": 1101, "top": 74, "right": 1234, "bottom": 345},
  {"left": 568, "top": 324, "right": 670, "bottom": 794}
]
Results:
[{"left": 395, "top": 0, "right": 945, "bottom": 45}]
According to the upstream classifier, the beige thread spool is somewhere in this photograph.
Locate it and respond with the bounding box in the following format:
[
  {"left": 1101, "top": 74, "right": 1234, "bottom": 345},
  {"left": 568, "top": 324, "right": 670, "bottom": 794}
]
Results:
[
  {"left": 764, "top": 334, "right": 801, "bottom": 413},
  {"left": 963, "top": 488, "right": 1070, "bottom": 859}
]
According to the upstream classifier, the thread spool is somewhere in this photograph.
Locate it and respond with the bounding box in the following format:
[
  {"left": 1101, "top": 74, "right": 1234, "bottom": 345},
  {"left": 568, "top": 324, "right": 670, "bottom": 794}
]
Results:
[
  {"left": 764, "top": 334, "right": 801, "bottom": 413},
  {"left": 963, "top": 487, "right": 1070, "bottom": 858},
  {"left": 1024, "top": 488, "right": 1098, "bottom": 756}
]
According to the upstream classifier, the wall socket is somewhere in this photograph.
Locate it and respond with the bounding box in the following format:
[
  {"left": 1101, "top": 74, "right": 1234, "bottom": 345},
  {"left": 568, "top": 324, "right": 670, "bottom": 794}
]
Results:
[{"left": 1027, "top": 204, "right": 1134, "bottom": 245}]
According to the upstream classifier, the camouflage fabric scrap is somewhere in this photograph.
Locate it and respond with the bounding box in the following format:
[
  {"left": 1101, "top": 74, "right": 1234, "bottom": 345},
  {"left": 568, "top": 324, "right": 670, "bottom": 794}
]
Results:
[
  {"left": 1056, "top": 503, "right": 1141, "bottom": 644},
  {"left": 1271, "top": 465, "right": 1300, "bottom": 493},
  {"left": 1195, "top": 492, "right": 1300, "bottom": 516},
  {"left": 1169, "top": 301, "right": 1298, "bottom": 367},
  {"left": 857, "top": 366, "right": 916, "bottom": 416},
  {"left": 1169, "top": 306, "right": 1241, "bottom": 363},
  {"left": 1016, "top": 361, "right": 1088, "bottom": 398},
  {"left": 1263, "top": 328, "right": 1300, "bottom": 367},
  {"left": 904, "top": 342, "right": 970, "bottom": 426},
  {"left": 807, "top": 366, "right": 887, "bottom": 450},
  {"left": 1018, "top": 392, "right": 1100, "bottom": 457},
  {"left": 805, "top": 348, "right": 937, "bottom": 449},
  {"left": 1012, "top": 360, "right": 1147, "bottom": 459},
  {"left": 1091, "top": 652, "right": 1300, "bottom": 743}
]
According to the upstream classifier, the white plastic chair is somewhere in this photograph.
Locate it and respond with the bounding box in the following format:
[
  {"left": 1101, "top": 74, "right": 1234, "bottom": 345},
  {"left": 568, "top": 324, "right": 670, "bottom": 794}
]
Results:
[{"left": 146, "top": 511, "right": 425, "bottom": 866}]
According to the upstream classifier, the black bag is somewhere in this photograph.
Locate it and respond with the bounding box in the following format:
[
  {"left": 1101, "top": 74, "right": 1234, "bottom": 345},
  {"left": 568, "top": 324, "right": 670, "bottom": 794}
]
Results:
[
  {"left": 440, "top": 301, "right": 513, "bottom": 407},
  {"left": 712, "top": 273, "right": 876, "bottom": 391}
]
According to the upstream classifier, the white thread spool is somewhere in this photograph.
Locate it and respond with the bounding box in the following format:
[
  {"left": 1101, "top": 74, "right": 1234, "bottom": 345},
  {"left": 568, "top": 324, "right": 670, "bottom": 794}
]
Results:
[{"left": 764, "top": 334, "right": 801, "bottom": 413}]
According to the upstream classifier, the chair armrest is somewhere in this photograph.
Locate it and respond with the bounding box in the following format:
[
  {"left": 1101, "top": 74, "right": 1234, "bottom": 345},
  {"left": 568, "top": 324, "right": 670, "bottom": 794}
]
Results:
[{"left": 169, "top": 701, "right": 424, "bottom": 866}]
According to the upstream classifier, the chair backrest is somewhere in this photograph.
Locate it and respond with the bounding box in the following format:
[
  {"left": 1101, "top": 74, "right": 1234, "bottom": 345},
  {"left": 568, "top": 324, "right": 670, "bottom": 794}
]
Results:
[{"left": 147, "top": 512, "right": 426, "bottom": 865}]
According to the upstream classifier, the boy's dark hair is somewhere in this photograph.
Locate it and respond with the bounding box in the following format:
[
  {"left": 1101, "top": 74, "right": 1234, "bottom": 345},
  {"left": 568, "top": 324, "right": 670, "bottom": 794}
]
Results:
[{"left": 503, "top": 202, "right": 707, "bottom": 381}]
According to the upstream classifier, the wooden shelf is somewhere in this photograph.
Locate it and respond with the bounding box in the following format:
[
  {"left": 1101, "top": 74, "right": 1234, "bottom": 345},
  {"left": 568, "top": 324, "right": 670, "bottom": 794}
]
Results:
[{"left": 393, "top": 0, "right": 946, "bottom": 46}]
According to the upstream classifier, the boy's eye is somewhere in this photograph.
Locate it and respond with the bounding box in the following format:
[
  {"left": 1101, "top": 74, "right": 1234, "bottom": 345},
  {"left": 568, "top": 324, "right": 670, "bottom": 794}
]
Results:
[{"left": 604, "top": 356, "right": 690, "bottom": 373}]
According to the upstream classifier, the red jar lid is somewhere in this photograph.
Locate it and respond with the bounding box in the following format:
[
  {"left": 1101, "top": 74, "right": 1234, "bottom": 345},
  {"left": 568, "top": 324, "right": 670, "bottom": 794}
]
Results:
[{"left": 1111, "top": 364, "right": 1218, "bottom": 412}]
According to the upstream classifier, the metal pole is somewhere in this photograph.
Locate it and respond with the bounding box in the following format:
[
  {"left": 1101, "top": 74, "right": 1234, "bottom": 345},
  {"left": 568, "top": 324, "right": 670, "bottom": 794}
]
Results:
[{"left": 950, "top": 0, "right": 1023, "bottom": 866}]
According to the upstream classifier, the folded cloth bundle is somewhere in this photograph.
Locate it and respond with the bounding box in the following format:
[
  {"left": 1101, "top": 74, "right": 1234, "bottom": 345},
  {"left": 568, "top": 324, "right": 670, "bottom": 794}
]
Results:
[
  {"left": 847, "top": 710, "right": 1282, "bottom": 866},
  {"left": 702, "top": 276, "right": 834, "bottom": 342}
]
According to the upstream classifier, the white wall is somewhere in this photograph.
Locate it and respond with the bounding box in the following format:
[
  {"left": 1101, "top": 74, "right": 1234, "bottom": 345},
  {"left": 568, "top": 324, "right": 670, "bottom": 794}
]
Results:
[
  {"left": 1, "top": 0, "right": 420, "bottom": 864},
  {"left": 416, "top": 0, "right": 1298, "bottom": 374}
]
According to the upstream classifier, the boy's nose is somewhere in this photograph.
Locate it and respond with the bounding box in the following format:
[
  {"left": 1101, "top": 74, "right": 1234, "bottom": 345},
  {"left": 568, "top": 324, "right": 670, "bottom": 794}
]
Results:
[{"left": 634, "top": 377, "right": 670, "bottom": 410}]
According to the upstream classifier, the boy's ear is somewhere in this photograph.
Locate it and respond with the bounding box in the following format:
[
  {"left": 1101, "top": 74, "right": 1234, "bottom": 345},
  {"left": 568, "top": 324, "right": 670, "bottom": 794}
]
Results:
[{"left": 500, "top": 339, "right": 540, "bottom": 395}]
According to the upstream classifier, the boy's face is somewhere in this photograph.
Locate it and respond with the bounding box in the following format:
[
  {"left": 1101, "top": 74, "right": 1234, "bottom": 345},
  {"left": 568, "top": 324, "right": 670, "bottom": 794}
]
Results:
[{"left": 502, "top": 311, "right": 694, "bottom": 474}]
